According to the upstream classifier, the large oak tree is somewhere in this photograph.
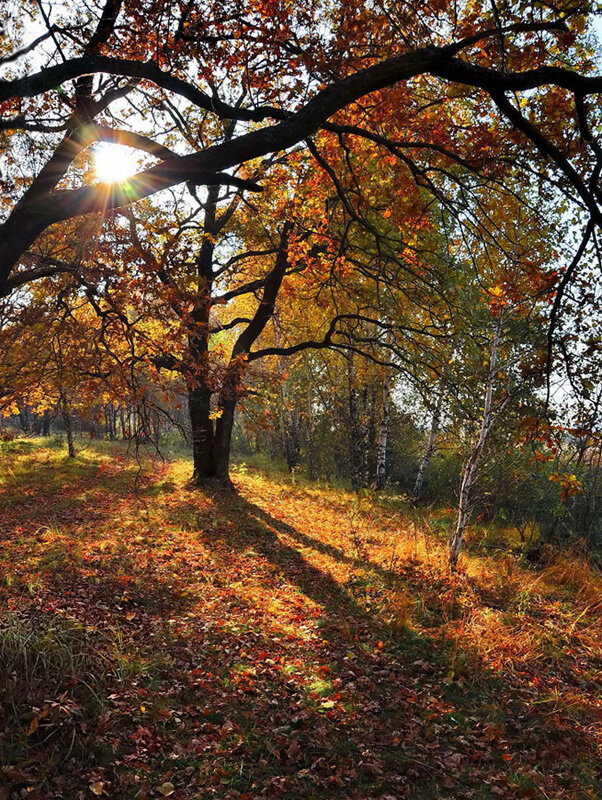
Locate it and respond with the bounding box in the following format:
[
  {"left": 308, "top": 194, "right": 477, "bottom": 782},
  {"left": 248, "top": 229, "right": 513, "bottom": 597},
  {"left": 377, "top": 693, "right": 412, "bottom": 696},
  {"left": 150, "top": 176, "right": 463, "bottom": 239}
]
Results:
[{"left": 1, "top": 0, "right": 602, "bottom": 494}]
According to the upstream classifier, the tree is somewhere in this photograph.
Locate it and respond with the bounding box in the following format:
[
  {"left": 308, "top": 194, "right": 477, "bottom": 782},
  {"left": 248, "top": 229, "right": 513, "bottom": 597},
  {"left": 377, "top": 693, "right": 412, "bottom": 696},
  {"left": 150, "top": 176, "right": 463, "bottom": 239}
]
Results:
[
  {"left": 412, "top": 392, "right": 443, "bottom": 505},
  {"left": 2, "top": 0, "right": 602, "bottom": 306},
  {"left": 449, "top": 307, "right": 505, "bottom": 566},
  {"left": 3, "top": 0, "right": 602, "bottom": 496},
  {"left": 0, "top": 288, "right": 124, "bottom": 454}
]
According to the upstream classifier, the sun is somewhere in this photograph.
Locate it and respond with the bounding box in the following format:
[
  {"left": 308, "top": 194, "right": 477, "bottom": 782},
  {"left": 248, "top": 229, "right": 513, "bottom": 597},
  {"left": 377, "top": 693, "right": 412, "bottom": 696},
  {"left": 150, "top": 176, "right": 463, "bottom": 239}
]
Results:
[{"left": 94, "top": 143, "right": 140, "bottom": 184}]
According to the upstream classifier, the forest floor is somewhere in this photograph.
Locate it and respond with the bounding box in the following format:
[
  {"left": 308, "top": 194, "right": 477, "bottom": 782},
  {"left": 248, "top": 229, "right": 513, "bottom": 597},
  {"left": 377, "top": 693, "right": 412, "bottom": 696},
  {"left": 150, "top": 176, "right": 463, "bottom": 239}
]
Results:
[{"left": 0, "top": 438, "right": 601, "bottom": 800}]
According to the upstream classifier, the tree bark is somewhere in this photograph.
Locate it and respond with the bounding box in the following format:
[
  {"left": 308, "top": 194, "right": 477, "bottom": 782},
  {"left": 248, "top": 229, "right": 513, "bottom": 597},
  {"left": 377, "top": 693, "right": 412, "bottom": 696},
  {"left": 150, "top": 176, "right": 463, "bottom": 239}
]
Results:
[
  {"left": 186, "top": 182, "right": 223, "bottom": 485},
  {"left": 376, "top": 368, "right": 392, "bottom": 489},
  {"left": 60, "top": 396, "right": 76, "bottom": 458},
  {"left": 188, "top": 382, "right": 216, "bottom": 482},
  {"left": 189, "top": 220, "right": 293, "bottom": 488},
  {"left": 106, "top": 403, "right": 116, "bottom": 440},
  {"left": 449, "top": 314, "right": 503, "bottom": 568},
  {"left": 280, "top": 405, "right": 301, "bottom": 472},
  {"left": 347, "top": 358, "right": 369, "bottom": 491},
  {"left": 17, "top": 403, "right": 30, "bottom": 432},
  {"left": 412, "top": 395, "right": 443, "bottom": 505},
  {"left": 305, "top": 390, "right": 315, "bottom": 481},
  {"left": 213, "top": 395, "right": 237, "bottom": 486},
  {"left": 187, "top": 378, "right": 237, "bottom": 489}
]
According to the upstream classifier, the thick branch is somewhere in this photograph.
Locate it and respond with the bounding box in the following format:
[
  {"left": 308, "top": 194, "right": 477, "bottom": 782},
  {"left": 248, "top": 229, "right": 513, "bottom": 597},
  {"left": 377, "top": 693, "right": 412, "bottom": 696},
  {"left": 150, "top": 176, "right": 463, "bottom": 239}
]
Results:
[
  {"left": 232, "top": 222, "right": 293, "bottom": 356},
  {"left": 0, "top": 258, "right": 78, "bottom": 296},
  {"left": 0, "top": 54, "right": 283, "bottom": 121},
  {"left": 92, "top": 125, "right": 177, "bottom": 159},
  {"left": 3, "top": 35, "right": 602, "bottom": 292}
]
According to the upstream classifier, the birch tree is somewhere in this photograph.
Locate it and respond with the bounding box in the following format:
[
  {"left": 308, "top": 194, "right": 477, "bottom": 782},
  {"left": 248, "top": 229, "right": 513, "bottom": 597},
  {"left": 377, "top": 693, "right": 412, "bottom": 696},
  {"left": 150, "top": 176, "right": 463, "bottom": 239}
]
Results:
[
  {"left": 449, "top": 310, "right": 505, "bottom": 567},
  {"left": 375, "top": 365, "right": 393, "bottom": 489},
  {"left": 412, "top": 393, "right": 443, "bottom": 505}
]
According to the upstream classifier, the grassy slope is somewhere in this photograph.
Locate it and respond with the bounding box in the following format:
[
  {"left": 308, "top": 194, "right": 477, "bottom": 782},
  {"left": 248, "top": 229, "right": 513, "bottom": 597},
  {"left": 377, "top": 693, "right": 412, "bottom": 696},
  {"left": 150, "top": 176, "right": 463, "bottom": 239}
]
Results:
[{"left": 0, "top": 439, "right": 600, "bottom": 800}]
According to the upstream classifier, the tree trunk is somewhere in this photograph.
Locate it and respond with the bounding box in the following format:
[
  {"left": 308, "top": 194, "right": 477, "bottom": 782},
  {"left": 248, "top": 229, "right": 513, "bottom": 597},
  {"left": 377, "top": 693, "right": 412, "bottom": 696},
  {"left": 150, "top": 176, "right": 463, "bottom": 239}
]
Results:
[
  {"left": 213, "top": 396, "right": 237, "bottom": 487},
  {"left": 449, "top": 315, "right": 504, "bottom": 568},
  {"left": 347, "top": 359, "right": 369, "bottom": 491},
  {"left": 106, "top": 403, "right": 116, "bottom": 440},
  {"left": 280, "top": 406, "right": 301, "bottom": 472},
  {"left": 17, "top": 403, "right": 30, "bottom": 432},
  {"left": 41, "top": 409, "right": 51, "bottom": 436},
  {"left": 412, "top": 396, "right": 443, "bottom": 505},
  {"left": 187, "top": 370, "right": 238, "bottom": 489},
  {"left": 61, "top": 398, "right": 76, "bottom": 458},
  {"left": 305, "top": 391, "right": 315, "bottom": 481},
  {"left": 267, "top": 431, "right": 277, "bottom": 461},
  {"left": 188, "top": 382, "right": 216, "bottom": 483},
  {"left": 187, "top": 218, "right": 291, "bottom": 489},
  {"left": 187, "top": 383, "right": 238, "bottom": 490},
  {"left": 376, "top": 369, "right": 392, "bottom": 489}
]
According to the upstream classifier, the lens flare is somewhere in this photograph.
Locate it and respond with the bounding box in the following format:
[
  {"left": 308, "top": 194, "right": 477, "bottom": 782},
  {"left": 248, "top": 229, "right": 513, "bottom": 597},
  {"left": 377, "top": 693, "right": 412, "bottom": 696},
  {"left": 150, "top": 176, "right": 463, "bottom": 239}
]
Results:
[{"left": 94, "top": 143, "right": 139, "bottom": 184}]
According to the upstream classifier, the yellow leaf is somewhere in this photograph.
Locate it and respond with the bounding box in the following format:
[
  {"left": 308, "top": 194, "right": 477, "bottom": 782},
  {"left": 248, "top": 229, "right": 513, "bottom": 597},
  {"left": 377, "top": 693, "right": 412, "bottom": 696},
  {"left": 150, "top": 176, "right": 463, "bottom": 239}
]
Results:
[{"left": 89, "top": 782, "right": 104, "bottom": 796}]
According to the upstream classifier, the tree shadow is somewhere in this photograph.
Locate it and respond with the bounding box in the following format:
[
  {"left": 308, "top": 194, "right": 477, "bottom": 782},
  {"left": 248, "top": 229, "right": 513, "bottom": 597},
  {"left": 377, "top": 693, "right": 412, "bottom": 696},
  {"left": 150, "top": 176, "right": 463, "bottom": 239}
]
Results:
[
  {"left": 180, "top": 487, "right": 600, "bottom": 800},
  {"left": 1, "top": 454, "right": 598, "bottom": 799},
  {"left": 206, "top": 490, "right": 376, "bottom": 624}
]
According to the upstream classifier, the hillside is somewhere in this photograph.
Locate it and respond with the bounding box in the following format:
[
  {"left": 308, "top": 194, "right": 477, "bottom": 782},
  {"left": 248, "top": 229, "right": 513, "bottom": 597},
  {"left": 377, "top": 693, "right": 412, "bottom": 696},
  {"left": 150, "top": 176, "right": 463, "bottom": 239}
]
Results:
[{"left": 0, "top": 440, "right": 600, "bottom": 800}]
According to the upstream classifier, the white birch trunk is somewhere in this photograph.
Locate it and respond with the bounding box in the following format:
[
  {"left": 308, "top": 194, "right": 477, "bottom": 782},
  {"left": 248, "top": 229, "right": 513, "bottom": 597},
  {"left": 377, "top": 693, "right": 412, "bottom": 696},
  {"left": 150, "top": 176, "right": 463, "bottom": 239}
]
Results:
[
  {"left": 412, "top": 395, "right": 442, "bottom": 505},
  {"left": 449, "top": 314, "right": 503, "bottom": 567},
  {"left": 376, "top": 368, "right": 392, "bottom": 489}
]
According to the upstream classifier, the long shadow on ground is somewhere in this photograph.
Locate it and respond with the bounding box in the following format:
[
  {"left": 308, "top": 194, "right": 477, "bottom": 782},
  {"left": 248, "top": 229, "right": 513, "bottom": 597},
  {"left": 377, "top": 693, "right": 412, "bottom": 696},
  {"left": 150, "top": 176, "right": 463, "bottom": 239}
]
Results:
[
  {"left": 0, "top": 454, "right": 599, "bottom": 799},
  {"left": 186, "top": 488, "right": 600, "bottom": 800}
]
